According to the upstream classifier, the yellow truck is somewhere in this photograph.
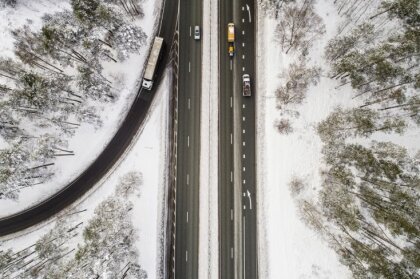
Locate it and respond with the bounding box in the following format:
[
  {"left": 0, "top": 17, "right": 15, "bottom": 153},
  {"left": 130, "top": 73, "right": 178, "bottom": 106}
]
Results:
[{"left": 228, "top": 23, "right": 235, "bottom": 57}]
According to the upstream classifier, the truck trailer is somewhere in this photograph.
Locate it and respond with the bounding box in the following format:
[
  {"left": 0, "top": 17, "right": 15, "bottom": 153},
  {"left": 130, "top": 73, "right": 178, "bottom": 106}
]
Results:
[
  {"left": 142, "top": 37, "right": 164, "bottom": 90},
  {"left": 228, "top": 23, "right": 235, "bottom": 42}
]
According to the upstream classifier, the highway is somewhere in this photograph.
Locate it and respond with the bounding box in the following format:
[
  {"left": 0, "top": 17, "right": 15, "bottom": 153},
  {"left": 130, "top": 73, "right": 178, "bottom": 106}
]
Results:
[
  {"left": 174, "top": 0, "right": 202, "bottom": 278},
  {"left": 0, "top": 0, "right": 179, "bottom": 236},
  {"left": 1, "top": 0, "right": 260, "bottom": 277},
  {"left": 219, "top": 0, "right": 258, "bottom": 278}
]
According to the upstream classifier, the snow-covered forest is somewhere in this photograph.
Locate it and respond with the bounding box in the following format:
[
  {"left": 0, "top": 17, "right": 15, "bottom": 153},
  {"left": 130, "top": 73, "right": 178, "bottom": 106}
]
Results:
[
  {"left": 0, "top": 172, "right": 147, "bottom": 278},
  {"left": 0, "top": 0, "right": 148, "bottom": 202},
  {"left": 258, "top": 0, "right": 419, "bottom": 278}
]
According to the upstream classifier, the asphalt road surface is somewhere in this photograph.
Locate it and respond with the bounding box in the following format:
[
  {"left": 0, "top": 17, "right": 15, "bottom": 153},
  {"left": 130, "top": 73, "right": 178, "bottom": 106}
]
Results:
[
  {"left": 174, "top": 0, "right": 202, "bottom": 278},
  {"left": 219, "top": 0, "right": 258, "bottom": 278},
  {"left": 218, "top": 0, "right": 236, "bottom": 277},
  {"left": 0, "top": 0, "right": 179, "bottom": 236}
]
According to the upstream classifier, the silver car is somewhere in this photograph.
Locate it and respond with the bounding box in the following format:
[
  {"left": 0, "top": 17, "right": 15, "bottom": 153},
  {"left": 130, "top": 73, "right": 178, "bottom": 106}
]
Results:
[{"left": 194, "top": 26, "right": 200, "bottom": 40}]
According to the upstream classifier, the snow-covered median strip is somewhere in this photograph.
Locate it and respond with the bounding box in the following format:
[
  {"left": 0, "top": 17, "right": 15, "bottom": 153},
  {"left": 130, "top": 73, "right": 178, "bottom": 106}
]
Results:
[{"left": 199, "top": 0, "right": 219, "bottom": 277}]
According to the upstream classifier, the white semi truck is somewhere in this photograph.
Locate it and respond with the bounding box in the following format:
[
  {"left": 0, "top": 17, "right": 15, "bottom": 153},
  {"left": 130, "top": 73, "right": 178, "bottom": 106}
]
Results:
[{"left": 142, "top": 37, "right": 164, "bottom": 90}]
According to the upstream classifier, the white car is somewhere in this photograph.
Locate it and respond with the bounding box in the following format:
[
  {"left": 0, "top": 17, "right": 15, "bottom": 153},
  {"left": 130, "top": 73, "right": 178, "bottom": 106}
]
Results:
[{"left": 194, "top": 26, "right": 200, "bottom": 40}]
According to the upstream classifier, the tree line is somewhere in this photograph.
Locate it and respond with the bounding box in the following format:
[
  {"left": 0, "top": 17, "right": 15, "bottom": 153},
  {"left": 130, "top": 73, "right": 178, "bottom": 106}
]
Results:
[{"left": 306, "top": 0, "right": 420, "bottom": 278}]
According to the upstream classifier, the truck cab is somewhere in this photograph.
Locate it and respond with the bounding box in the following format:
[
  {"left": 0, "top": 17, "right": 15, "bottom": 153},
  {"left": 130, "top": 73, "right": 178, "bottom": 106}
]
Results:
[
  {"left": 228, "top": 44, "right": 234, "bottom": 57},
  {"left": 242, "top": 74, "right": 251, "bottom": 96}
]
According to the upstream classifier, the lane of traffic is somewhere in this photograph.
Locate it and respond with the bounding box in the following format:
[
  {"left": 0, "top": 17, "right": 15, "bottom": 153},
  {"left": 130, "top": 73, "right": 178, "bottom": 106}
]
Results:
[
  {"left": 175, "top": 0, "right": 202, "bottom": 277},
  {"left": 218, "top": 0, "right": 236, "bottom": 278},
  {"left": 236, "top": 1, "right": 258, "bottom": 278}
]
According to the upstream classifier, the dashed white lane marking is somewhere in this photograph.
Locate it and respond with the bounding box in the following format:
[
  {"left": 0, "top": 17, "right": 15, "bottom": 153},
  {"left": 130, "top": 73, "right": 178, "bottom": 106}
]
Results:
[
  {"left": 243, "top": 104, "right": 246, "bottom": 108},
  {"left": 190, "top": 26, "right": 191, "bottom": 37},
  {"left": 242, "top": 6, "right": 244, "bottom": 10},
  {"left": 242, "top": 55, "right": 245, "bottom": 59},
  {"left": 242, "top": 42, "right": 245, "bottom": 47},
  {"left": 230, "top": 97, "right": 233, "bottom": 108},
  {"left": 243, "top": 129, "right": 245, "bottom": 134},
  {"left": 230, "top": 133, "right": 233, "bottom": 145},
  {"left": 231, "top": 247, "right": 234, "bottom": 259},
  {"left": 243, "top": 167, "right": 246, "bottom": 171},
  {"left": 243, "top": 179, "right": 246, "bottom": 184},
  {"left": 186, "top": 251, "right": 188, "bottom": 262},
  {"left": 242, "top": 67, "right": 245, "bottom": 72},
  {"left": 187, "top": 174, "right": 189, "bottom": 185},
  {"left": 242, "top": 18, "right": 245, "bottom": 23},
  {"left": 188, "top": 98, "right": 190, "bottom": 110},
  {"left": 243, "top": 154, "right": 246, "bottom": 159},
  {"left": 243, "top": 141, "right": 245, "bottom": 146},
  {"left": 230, "top": 171, "right": 233, "bottom": 182},
  {"left": 187, "top": 136, "right": 190, "bottom": 147},
  {"left": 243, "top": 192, "right": 246, "bottom": 197},
  {"left": 189, "top": 61, "right": 191, "bottom": 72},
  {"left": 186, "top": 211, "right": 189, "bottom": 223},
  {"left": 230, "top": 60, "right": 233, "bottom": 70},
  {"left": 242, "top": 30, "right": 245, "bottom": 35},
  {"left": 242, "top": 116, "right": 245, "bottom": 121}
]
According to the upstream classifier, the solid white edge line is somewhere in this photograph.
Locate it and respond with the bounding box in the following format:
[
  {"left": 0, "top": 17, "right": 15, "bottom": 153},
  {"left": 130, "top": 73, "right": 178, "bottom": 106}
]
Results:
[{"left": 243, "top": 216, "right": 246, "bottom": 279}]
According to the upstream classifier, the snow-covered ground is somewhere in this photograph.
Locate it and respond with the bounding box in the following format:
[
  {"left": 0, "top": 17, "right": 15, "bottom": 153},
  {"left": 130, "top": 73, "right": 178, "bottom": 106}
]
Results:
[
  {"left": 1, "top": 71, "right": 170, "bottom": 278},
  {"left": 0, "top": 0, "right": 160, "bottom": 217},
  {"left": 256, "top": 1, "right": 354, "bottom": 278}
]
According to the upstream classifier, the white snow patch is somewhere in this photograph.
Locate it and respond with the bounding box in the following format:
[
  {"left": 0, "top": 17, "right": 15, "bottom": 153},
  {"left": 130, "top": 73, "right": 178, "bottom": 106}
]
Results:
[{"left": 0, "top": 0, "right": 71, "bottom": 59}]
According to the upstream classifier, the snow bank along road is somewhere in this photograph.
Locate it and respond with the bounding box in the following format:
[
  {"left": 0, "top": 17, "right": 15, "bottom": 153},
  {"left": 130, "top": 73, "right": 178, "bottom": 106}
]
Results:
[
  {"left": 219, "top": 0, "right": 258, "bottom": 278},
  {"left": 0, "top": 0, "right": 179, "bottom": 237},
  {"left": 173, "top": 0, "right": 203, "bottom": 278}
]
